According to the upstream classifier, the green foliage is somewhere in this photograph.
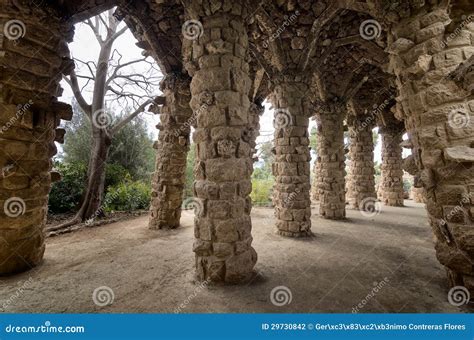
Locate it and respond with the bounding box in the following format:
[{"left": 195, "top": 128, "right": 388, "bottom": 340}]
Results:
[
  {"left": 256, "top": 141, "right": 274, "bottom": 175},
  {"left": 250, "top": 140, "right": 274, "bottom": 205},
  {"left": 184, "top": 144, "right": 196, "bottom": 199},
  {"left": 252, "top": 167, "right": 270, "bottom": 180},
  {"left": 53, "top": 100, "right": 156, "bottom": 214},
  {"left": 374, "top": 161, "right": 381, "bottom": 176},
  {"left": 104, "top": 180, "right": 151, "bottom": 212},
  {"left": 105, "top": 163, "right": 131, "bottom": 188},
  {"left": 372, "top": 130, "right": 379, "bottom": 146},
  {"left": 108, "top": 115, "right": 155, "bottom": 181},
  {"left": 251, "top": 178, "right": 274, "bottom": 206},
  {"left": 49, "top": 162, "right": 137, "bottom": 214},
  {"left": 49, "top": 161, "right": 87, "bottom": 213},
  {"left": 63, "top": 100, "right": 155, "bottom": 182},
  {"left": 403, "top": 177, "right": 412, "bottom": 192}
]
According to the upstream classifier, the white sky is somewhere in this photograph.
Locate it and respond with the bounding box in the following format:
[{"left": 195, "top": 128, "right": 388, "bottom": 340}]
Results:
[{"left": 60, "top": 17, "right": 412, "bottom": 167}]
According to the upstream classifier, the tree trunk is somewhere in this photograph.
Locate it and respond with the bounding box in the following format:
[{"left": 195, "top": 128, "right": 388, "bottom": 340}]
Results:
[{"left": 78, "top": 129, "right": 112, "bottom": 221}]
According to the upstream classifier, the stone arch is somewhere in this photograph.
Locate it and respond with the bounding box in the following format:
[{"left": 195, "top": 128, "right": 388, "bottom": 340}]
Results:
[{"left": 1, "top": 0, "right": 473, "bottom": 299}]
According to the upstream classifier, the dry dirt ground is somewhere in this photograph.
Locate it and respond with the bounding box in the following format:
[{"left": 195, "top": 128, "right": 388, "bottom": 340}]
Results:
[{"left": 1, "top": 201, "right": 470, "bottom": 313}]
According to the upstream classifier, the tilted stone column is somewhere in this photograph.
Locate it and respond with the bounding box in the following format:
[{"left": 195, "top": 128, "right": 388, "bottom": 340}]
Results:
[
  {"left": 316, "top": 103, "right": 346, "bottom": 219},
  {"left": 379, "top": 126, "right": 404, "bottom": 207},
  {"left": 311, "top": 155, "right": 322, "bottom": 201},
  {"left": 347, "top": 116, "right": 377, "bottom": 210},
  {"left": 387, "top": 4, "right": 474, "bottom": 291},
  {"left": 0, "top": 4, "right": 73, "bottom": 274},
  {"left": 271, "top": 78, "right": 312, "bottom": 237},
  {"left": 149, "top": 74, "right": 192, "bottom": 229},
  {"left": 184, "top": 1, "right": 257, "bottom": 283}
]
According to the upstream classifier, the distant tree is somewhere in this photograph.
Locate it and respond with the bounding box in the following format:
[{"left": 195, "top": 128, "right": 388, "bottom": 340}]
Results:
[
  {"left": 184, "top": 145, "right": 196, "bottom": 199},
  {"left": 374, "top": 161, "right": 381, "bottom": 176},
  {"left": 256, "top": 140, "right": 274, "bottom": 176},
  {"left": 309, "top": 126, "right": 318, "bottom": 154},
  {"left": 63, "top": 101, "right": 155, "bottom": 181},
  {"left": 59, "top": 9, "right": 159, "bottom": 227},
  {"left": 372, "top": 129, "right": 379, "bottom": 146}
]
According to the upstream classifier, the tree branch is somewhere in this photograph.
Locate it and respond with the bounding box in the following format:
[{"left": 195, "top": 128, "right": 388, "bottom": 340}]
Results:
[
  {"left": 110, "top": 25, "right": 128, "bottom": 42},
  {"left": 85, "top": 17, "right": 104, "bottom": 45},
  {"left": 64, "top": 70, "right": 92, "bottom": 116},
  {"left": 110, "top": 99, "right": 153, "bottom": 135}
]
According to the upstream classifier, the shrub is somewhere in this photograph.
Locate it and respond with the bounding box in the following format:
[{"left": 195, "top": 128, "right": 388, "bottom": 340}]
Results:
[
  {"left": 104, "top": 180, "right": 151, "bottom": 212},
  {"left": 49, "top": 161, "right": 87, "bottom": 213},
  {"left": 105, "top": 163, "right": 131, "bottom": 188},
  {"left": 251, "top": 178, "right": 274, "bottom": 206},
  {"left": 403, "top": 177, "right": 412, "bottom": 192}
]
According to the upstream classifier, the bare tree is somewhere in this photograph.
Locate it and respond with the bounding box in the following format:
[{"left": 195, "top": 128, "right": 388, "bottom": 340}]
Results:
[{"left": 59, "top": 9, "right": 160, "bottom": 227}]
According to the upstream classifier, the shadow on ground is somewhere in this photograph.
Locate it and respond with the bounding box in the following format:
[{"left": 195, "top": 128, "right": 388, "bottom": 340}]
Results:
[{"left": 0, "top": 201, "right": 470, "bottom": 313}]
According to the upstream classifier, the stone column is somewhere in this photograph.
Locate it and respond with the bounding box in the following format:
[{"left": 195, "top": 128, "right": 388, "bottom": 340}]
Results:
[
  {"left": 0, "top": 4, "right": 73, "bottom": 274},
  {"left": 270, "top": 78, "right": 312, "bottom": 237},
  {"left": 248, "top": 102, "right": 263, "bottom": 160},
  {"left": 379, "top": 126, "right": 404, "bottom": 207},
  {"left": 184, "top": 1, "right": 257, "bottom": 283},
  {"left": 311, "top": 156, "right": 321, "bottom": 201},
  {"left": 411, "top": 186, "right": 426, "bottom": 203},
  {"left": 347, "top": 116, "right": 377, "bottom": 210},
  {"left": 387, "top": 4, "right": 474, "bottom": 291},
  {"left": 316, "top": 103, "right": 346, "bottom": 219},
  {"left": 149, "top": 74, "right": 192, "bottom": 229}
]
